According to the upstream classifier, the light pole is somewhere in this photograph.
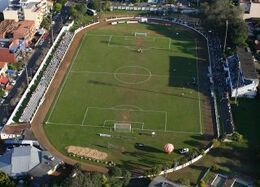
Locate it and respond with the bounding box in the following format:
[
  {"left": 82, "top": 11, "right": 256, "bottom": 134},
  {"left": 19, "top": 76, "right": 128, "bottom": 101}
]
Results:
[
  {"left": 234, "top": 58, "right": 240, "bottom": 105},
  {"left": 223, "top": 19, "right": 228, "bottom": 53}
]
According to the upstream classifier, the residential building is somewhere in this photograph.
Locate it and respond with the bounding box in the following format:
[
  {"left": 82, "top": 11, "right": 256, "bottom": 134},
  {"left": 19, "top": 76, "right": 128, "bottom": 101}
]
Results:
[
  {"left": 0, "top": 20, "right": 36, "bottom": 43},
  {"left": 240, "top": 0, "right": 260, "bottom": 20},
  {"left": 0, "top": 74, "right": 9, "bottom": 86},
  {"left": 224, "top": 47, "right": 259, "bottom": 98},
  {"left": 0, "top": 146, "right": 62, "bottom": 178},
  {"left": 0, "top": 37, "right": 27, "bottom": 63},
  {"left": 0, "top": 62, "right": 8, "bottom": 75},
  {"left": 3, "top": 0, "right": 48, "bottom": 29}
]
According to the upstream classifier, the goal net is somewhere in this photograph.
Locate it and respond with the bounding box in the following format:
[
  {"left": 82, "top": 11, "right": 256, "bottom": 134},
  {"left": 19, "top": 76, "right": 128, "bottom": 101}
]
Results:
[
  {"left": 104, "top": 120, "right": 145, "bottom": 132},
  {"left": 114, "top": 123, "right": 132, "bottom": 133},
  {"left": 134, "top": 32, "right": 147, "bottom": 37}
]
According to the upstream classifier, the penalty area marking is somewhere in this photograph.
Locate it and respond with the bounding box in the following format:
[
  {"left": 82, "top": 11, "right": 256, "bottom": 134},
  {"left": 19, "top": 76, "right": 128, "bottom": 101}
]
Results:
[{"left": 45, "top": 121, "right": 201, "bottom": 134}]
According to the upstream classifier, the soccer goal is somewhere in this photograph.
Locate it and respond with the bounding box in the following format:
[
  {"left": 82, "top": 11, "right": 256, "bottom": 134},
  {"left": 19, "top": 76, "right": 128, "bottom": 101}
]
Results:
[
  {"left": 114, "top": 123, "right": 132, "bottom": 133},
  {"left": 134, "top": 32, "right": 147, "bottom": 37},
  {"left": 104, "top": 120, "right": 144, "bottom": 132}
]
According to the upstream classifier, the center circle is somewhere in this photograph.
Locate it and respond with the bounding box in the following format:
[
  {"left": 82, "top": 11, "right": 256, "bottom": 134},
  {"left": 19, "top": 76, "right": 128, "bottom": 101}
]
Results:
[{"left": 114, "top": 66, "right": 152, "bottom": 84}]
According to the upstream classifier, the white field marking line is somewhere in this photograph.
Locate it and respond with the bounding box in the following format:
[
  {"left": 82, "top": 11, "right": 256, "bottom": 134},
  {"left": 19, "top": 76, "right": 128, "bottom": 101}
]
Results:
[
  {"left": 46, "top": 34, "right": 87, "bottom": 123},
  {"left": 195, "top": 39, "right": 203, "bottom": 134},
  {"left": 45, "top": 122, "right": 200, "bottom": 134},
  {"left": 81, "top": 106, "right": 89, "bottom": 126},
  {"left": 107, "top": 35, "right": 112, "bottom": 47},
  {"left": 168, "top": 38, "right": 171, "bottom": 50},
  {"left": 86, "top": 106, "right": 167, "bottom": 114},
  {"left": 112, "top": 105, "right": 143, "bottom": 111},
  {"left": 103, "top": 120, "right": 144, "bottom": 127},
  {"left": 46, "top": 122, "right": 82, "bottom": 126},
  {"left": 70, "top": 70, "right": 171, "bottom": 78},
  {"left": 131, "top": 128, "right": 201, "bottom": 134},
  {"left": 86, "top": 33, "right": 167, "bottom": 40}
]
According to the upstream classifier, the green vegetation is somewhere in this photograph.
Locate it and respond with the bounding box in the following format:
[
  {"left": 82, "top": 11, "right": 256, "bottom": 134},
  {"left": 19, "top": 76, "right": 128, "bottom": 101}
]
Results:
[
  {"left": 232, "top": 98, "right": 260, "bottom": 148},
  {"left": 56, "top": 164, "right": 131, "bottom": 187},
  {"left": 53, "top": 3, "right": 62, "bottom": 12},
  {"left": 41, "top": 16, "right": 51, "bottom": 30},
  {"left": 0, "top": 89, "right": 4, "bottom": 98},
  {"left": 201, "top": 0, "right": 248, "bottom": 47},
  {"left": 0, "top": 171, "right": 15, "bottom": 187},
  {"left": 69, "top": 4, "right": 94, "bottom": 30}
]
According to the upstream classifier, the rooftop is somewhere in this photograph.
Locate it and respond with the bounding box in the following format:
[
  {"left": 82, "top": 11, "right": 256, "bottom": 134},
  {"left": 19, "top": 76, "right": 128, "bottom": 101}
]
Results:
[
  {"left": 0, "top": 62, "right": 7, "bottom": 69},
  {"left": 237, "top": 47, "right": 258, "bottom": 80},
  {"left": 0, "top": 75, "right": 9, "bottom": 84}
]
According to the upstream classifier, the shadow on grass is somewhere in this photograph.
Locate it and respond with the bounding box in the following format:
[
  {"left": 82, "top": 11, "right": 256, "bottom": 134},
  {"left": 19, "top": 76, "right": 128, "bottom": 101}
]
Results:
[{"left": 135, "top": 145, "right": 164, "bottom": 153}]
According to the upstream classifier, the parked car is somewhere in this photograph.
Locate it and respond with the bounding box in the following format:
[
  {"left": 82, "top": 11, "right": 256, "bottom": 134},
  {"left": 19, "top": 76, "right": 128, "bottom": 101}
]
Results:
[
  {"left": 3, "top": 92, "right": 9, "bottom": 98},
  {"left": 135, "top": 143, "right": 145, "bottom": 147},
  {"left": 11, "top": 80, "right": 16, "bottom": 86},
  {"left": 179, "top": 148, "right": 189, "bottom": 154}
]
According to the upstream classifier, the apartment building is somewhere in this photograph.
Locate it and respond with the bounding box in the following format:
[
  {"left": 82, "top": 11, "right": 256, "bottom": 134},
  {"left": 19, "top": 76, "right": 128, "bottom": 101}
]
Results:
[
  {"left": 240, "top": 0, "right": 260, "bottom": 20},
  {"left": 3, "top": 0, "right": 48, "bottom": 29},
  {"left": 0, "top": 20, "right": 36, "bottom": 43}
]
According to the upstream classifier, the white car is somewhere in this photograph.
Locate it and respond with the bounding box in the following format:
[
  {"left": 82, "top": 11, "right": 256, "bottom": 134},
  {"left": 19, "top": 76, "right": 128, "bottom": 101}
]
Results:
[
  {"left": 3, "top": 92, "right": 8, "bottom": 98},
  {"left": 179, "top": 148, "right": 189, "bottom": 154},
  {"left": 11, "top": 80, "right": 16, "bottom": 85}
]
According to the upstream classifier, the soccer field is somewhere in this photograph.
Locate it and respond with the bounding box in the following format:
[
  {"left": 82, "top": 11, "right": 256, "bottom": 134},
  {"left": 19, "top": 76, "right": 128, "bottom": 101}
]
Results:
[{"left": 44, "top": 23, "right": 206, "bottom": 169}]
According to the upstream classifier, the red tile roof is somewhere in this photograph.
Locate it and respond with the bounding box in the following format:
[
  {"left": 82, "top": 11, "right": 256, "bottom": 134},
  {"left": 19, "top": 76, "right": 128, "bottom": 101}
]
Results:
[
  {"left": 0, "top": 75, "right": 8, "bottom": 84},
  {"left": 0, "top": 48, "right": 16, "bottom": 63},
  {"left": 0, "top": 62, "right": 7, "bottom": 69}
]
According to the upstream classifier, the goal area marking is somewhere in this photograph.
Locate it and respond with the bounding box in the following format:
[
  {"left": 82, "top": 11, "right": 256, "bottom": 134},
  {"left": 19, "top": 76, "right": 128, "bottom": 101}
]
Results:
[
  {"left": 134, "top": 32, "right": 147, "bottom": 37},
  {"left": 79, "top": 106, "right": 167, "bottom": 131}
]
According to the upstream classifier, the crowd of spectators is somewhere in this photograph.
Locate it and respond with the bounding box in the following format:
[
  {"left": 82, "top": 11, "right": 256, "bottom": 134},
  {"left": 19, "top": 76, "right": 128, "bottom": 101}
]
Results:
[
  {"left": 226, "top": 55, "right": 245, "bottom": 89},
  {"left": 207, "top": 34, "right": 235, "bottom": 135},
  {"left": 20, "top": 32, "right": 74, "bottom": 122}
]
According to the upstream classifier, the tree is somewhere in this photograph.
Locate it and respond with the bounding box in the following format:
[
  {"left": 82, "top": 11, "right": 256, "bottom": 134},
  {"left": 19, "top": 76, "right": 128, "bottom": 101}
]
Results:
[
  {"left": 88, "top": 0, "right": 101, "bottom": 11},
  {"left": 166, "top": 0, "right": 176, "bottom": 4},
  {"left": 232, "top": 131, "right": 243, "bottom": 142},
  {"left": 0, "top": 171, "right": 15, "bottom": 187},
  {"left": 121, "top": 170, "right": 131, "bottom": 186},
  {"left": 7, "top": 64, "right": 16, "bottom": 71},
  {"left": 177, "top": 177, "right": 190, "bottom": 186},
  {"left": 108, "top": 167, "right": 122, "bottom": 177},
  {"left": 53, "top": 3, "right": 62, "bottom": 12},
  {"left": 0, "top": 89, "right": 4, "bottom": 98},
  {"left": 201, "top": 0, "right": 248, "bottom": 47},
  {"left": 199, "top": 180, "right": 206, "bottom": 187},
  {"left": 41, "top": 16, "right": 51, "bottom": 30},
  {"left": 102, "top": 0, "right": 111, "bottom": 11}
]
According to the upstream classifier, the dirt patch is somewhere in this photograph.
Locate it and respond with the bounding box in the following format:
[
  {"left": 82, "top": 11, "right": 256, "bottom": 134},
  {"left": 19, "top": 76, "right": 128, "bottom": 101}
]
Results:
[
  {"left": 135, "top": 36, "right": 145, "bottom": 48},
  {"left": 67, "top": 146, "right": 108, "bottom": 160}
]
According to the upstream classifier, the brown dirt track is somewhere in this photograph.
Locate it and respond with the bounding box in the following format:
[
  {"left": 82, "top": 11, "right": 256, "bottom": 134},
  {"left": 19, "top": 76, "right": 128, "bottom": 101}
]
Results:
[
  {"left": 31, "top": 19, "right": 215, "bottom": 173},
  {"left": 31, "top": 22, "right": 109, "bottom": 173}
]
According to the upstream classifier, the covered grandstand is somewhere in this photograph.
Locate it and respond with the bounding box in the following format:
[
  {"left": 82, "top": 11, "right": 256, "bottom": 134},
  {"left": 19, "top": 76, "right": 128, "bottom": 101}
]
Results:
[{"left": 225, "top": 47, "right": 259, "bottom": 98}]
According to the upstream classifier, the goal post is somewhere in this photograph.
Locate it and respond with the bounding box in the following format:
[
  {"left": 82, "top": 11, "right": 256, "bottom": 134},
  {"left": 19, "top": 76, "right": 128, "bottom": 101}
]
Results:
[
  {"left": 134, "top": 32, "right": 147, "bottom": 37},
  {"left": 114, "top": 123, "right": 132, "bottom": 133},
  {"left": 103, "top": 120, "right": 144, "bottom": 132}
]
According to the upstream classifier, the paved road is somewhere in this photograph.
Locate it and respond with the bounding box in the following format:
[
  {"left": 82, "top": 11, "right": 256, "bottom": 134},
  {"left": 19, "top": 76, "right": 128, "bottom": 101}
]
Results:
[{"left": 0, "top": 9, "right": 67, "bottom": 125}]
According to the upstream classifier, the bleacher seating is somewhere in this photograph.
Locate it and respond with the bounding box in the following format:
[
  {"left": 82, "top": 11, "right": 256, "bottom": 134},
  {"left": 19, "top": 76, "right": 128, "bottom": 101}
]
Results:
[{"left": 20, "top": 32, "right": 74, "bottom": 122}]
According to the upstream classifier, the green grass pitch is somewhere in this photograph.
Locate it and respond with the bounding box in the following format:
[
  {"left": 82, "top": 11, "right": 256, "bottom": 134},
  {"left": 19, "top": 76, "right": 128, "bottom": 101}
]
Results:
[{"left": 44, "top": 23, "right": 206, "bottom": 170}]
